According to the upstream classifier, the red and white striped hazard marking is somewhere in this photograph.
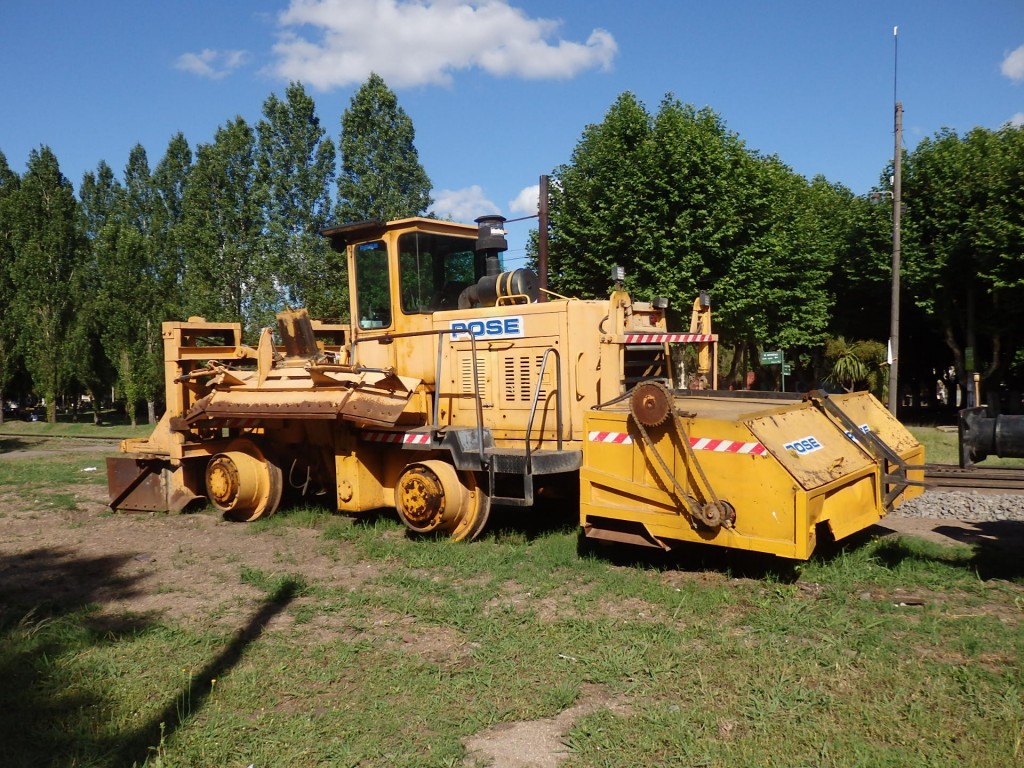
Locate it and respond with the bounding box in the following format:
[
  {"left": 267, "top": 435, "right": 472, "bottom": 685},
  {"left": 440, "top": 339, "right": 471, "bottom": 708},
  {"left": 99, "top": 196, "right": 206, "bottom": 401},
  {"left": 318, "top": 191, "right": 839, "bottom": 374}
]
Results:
[
  {"left": 588, "top": 431, "right": 633, "bottom": 444},
  {"left": 361, "top": 431, "right": 432, "bottom": 446},
  {"left": 623, "top": 333, "right": 716, "bottom": 344},
  {"left": 588, "top": 430, "right": 765, "bottom": 456},
  {"left": 689, "top": 437, "right": 766, "bottom": 455}
]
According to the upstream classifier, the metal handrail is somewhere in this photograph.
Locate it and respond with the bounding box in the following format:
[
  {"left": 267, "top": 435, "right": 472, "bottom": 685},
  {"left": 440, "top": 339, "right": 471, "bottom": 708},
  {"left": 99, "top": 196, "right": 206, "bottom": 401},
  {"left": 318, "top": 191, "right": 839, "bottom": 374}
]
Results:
[{"left": 523, "top": 347, "right": 563, "bottom": 474}]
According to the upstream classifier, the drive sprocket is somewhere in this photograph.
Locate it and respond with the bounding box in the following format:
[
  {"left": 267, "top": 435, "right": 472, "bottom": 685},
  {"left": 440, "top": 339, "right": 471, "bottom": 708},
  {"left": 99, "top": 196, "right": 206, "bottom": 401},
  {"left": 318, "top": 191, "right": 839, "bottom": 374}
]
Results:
[{"left": 629, "top": 380, "right": 674, "bottom": 427}]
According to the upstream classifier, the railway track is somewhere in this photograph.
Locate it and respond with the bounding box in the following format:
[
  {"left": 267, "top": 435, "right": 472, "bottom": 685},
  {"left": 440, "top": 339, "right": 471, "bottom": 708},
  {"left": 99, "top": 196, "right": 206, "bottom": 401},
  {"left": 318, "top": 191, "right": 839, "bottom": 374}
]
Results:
[{"left": 923, "top": 463, "right": 1024, "bottom": 494}]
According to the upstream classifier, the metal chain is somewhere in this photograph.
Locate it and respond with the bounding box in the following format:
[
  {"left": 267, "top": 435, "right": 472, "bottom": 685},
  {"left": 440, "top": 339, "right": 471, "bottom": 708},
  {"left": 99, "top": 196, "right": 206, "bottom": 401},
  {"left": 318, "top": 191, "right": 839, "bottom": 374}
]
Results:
[{"left": 629, "top": 401, "right": 703, "bottom": 528}]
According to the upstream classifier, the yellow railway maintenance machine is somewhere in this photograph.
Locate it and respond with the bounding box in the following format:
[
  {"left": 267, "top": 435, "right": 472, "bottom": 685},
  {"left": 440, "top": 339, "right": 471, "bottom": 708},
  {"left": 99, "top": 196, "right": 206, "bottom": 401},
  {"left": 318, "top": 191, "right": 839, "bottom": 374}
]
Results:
[{"left": 107, "top": 215, "right": 925, "bottom": 559}]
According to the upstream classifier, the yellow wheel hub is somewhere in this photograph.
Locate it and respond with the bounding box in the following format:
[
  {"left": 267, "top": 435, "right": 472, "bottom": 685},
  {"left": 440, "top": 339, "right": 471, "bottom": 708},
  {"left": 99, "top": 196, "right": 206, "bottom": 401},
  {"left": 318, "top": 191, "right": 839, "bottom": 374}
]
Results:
[
  {"left": 205, "top": 439, "right": 283, "bottom": 522},
  {"left": 395, "top": 461, "right": 490, "bottom": 540}
]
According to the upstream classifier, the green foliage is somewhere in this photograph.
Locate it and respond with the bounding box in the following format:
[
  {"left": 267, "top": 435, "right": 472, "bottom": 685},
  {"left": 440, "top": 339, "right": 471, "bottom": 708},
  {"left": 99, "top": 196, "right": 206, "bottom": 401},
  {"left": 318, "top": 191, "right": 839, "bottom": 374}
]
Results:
[
  {"left": 547, "top": 93, "right": 841, "bottom": 386},
  {"left": 256, "top": 82, "right": 347, "bottom": 320},
  {"left": 337, "top": 73, "right": 432, "bottom": 222},
  {"left": 827, "top": 188, "right": 893, "bottom": 342},
  {"left": 0, "top": 151, "right": 22, "bottom": 421},
  {"left": 80, "top": 151, "right": 164, "bottom": 426},
  {"left": 151, "top": 132, "right": 193, "bottom": 320},
  {"left": 4, "top": 147, "right": 83, "bottom": 423},
  {"left": 902, "top": 124, "right": 1024, "bottom": 397},
  {"left": 181, "top": 117, "right": 278, "bottom": 336},
  {"left": 824, "top": 336, "right": 888, "bottom": 398}
]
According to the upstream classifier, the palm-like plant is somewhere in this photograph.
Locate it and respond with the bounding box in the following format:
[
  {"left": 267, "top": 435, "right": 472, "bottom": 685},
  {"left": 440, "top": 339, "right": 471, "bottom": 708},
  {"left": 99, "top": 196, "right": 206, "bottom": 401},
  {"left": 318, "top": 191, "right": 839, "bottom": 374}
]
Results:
[{"left": 825, "top": 337, "right": 887, "bottom": 399}]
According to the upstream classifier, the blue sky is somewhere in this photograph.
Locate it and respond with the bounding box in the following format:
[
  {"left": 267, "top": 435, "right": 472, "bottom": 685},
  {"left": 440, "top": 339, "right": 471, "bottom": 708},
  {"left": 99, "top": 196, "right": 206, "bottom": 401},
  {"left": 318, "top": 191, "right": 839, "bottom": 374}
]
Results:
[{"left": 2, "top": 1, "right": 1023, "bottom": 265}]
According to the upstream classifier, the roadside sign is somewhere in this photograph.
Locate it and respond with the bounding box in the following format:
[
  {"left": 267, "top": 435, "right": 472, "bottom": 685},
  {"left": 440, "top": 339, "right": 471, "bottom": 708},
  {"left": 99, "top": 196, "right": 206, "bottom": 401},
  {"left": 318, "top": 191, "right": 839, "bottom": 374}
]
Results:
[
  {"left": 760, "top": 350, "right": 783, "bottom": 365},
  {"left": 782, "top": 363, "right": 792, "bottom": 376}
]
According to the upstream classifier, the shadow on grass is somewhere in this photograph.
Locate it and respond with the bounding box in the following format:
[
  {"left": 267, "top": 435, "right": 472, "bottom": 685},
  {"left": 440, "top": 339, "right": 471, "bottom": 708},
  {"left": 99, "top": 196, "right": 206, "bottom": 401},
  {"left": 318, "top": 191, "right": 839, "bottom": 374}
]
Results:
[
  {"left": 0, "top": 436, "right": 33, "bottom": 454},
  {"left": 0, "top": 547, "right": 152, "bottom": 768},
  {"left": 577, "top": 534, "right": 802, "bottom": 582},
  {"left": 107, "top": 579, "right": 299, "bottom": 768},
  {"left": 870, "top": 521, "right": 1024, "bottom": 581},
  {"left": 0, "top": 547, "right": 300, "bottom": 767}
]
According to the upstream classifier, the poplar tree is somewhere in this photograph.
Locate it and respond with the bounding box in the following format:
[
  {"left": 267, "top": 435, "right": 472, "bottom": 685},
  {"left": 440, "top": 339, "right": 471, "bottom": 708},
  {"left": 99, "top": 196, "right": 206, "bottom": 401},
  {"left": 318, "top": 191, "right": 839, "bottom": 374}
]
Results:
[
  {"left": 256, "top": 82, "right": 344, "bottom": 318},
  {"left": 181, "top": 117, "right": 274, "bottom": 335},
  {"left": 76, "top": 160, "right": 122, "bottom": 424},
  {"left": 337, "top": 73, "right": 432, "bottom": 222},
  {"left": 6, "top": 147, "right": 83, "bottom": 422},
  {"left": 0, "top": 151, "right": 20, "bottom": 423},
  {"left": 152, "top": 132, "right": 193, "bottom": 319}
]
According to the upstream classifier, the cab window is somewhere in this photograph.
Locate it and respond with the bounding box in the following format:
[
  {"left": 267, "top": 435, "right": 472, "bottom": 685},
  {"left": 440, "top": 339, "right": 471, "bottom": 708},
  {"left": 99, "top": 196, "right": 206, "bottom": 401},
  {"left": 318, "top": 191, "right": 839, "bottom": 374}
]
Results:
[
  {"left": 398, "top": 232, "right": 479, "bottom": 313},
  {"left": 355, "top": 241, "right": 391, "bottom": 329}
]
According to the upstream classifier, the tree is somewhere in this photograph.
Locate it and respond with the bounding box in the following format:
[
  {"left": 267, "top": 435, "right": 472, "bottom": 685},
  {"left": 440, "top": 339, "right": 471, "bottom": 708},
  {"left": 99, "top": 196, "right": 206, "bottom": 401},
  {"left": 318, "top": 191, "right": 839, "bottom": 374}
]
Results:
[
  {"left": 547, "top": 92, "right": 658, "bottom": 298},
  {"left": 0, "top": 151, "right": 21, "bottom": 423},
  {"left": 546, "top": 93, "right": 838, "bottom": 388},
  {"left": 152, "top": 132, "right": 193, "bottom": 320},
  {"left": 256, "top": 82, "right": 345, "bottom": 319},
  {"left": 825, "top": 186, "right": 893, "bottom": 343},
  {"left": 902, "top": 124, "right": 1024, "bottom": 406},
  {"left": 824, "top": 337, "right": 887, "bottom": 400},
  {"left": 80, "top": 153, "right": 165, "bottom": 426},
  {"left": 5, "top": 147, "right": 83, "bottom": 423},
  {"left": 715, "top": 156, "right": 836, "bottom": 386},
  {"left": 181, "top": 117, "right": 275, "bottom": 335},
  {"left": 120, "top": 145, "right": 165, "bottom": 423},
  {"left": 76, "top": 160, "right": 123, "bottom": 424},
  {"left": 337, "top": 73, "right": 432, "bottom": 222}
]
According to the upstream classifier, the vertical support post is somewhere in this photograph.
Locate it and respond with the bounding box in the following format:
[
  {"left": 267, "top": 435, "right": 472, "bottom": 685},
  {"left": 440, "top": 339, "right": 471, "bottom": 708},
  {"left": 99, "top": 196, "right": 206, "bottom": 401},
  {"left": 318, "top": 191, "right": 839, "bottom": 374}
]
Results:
[
  {"left": 888, "top": 26, "right": 902, "bottom": 416},
  {"left": 538, "top": 174, "right": 549, "bottom": 303},
  {"left": 888, "top": 101, "right": 903, "bottom": 415}
]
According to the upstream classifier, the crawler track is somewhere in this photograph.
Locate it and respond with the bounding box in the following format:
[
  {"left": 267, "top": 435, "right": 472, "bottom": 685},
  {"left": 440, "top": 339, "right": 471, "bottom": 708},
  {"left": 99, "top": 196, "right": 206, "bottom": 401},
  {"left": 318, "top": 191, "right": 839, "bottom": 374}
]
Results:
[{"left": 924, "top": 463, "right": 1024, "bottom": 494}]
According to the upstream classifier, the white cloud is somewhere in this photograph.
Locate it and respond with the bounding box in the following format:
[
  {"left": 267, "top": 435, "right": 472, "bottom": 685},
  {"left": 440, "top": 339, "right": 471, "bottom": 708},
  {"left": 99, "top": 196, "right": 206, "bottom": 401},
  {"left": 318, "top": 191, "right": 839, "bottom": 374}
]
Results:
[
  {"left": 272, "top": 0, "right": 617, "bottom": 90},
  {"left": 1001, "top": 44, "right": 1024, "bottom": 82},
  {"left": 509, "top": 184, "right": 539, "bottom": 215},
  {"left": 1010, "top": 113, "right": 1024, "bottom": 127},
  {"left": 176, "top": 49, "right": 249, "bottom": 80},
  {"left": 431, "top": 185, "right": 499, "bottom": 222}
]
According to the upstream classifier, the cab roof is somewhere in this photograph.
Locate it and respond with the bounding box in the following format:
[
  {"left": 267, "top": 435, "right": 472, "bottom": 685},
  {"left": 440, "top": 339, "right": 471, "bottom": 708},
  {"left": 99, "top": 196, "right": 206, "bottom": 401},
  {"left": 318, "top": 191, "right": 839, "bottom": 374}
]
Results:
[{"left": 320, "top": 217, "right": 478, "bottom": 253}]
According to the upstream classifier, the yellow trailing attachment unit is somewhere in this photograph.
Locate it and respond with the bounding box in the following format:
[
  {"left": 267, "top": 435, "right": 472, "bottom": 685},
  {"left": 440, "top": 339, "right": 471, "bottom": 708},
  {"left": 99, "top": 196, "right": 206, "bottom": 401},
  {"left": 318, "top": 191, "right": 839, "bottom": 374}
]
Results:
[
  {"left": 107, "top": 214, "right": 924, "bottom": 558},
  {"left": 581, "top": 382, "right": 924, "bottom": 559}
]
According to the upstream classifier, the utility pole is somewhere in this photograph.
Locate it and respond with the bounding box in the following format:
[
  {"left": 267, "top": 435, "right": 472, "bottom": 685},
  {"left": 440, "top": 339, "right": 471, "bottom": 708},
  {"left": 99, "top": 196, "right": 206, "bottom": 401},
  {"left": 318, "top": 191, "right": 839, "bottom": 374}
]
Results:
[
  {"left": 538, "top": 175, "right": 549, "bottom": 302},
  {"left": 888, "top": 26, "right": 902, "bottom": 416},
  {"left": 889, "top": 101, "right": 902, "bottom": 414}
]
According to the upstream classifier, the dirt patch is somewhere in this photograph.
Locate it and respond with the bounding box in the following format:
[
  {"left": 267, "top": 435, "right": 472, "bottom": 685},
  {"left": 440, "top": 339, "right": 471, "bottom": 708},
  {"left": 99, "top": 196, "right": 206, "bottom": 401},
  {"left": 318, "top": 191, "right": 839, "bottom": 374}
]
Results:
[
  {"left": 0, "top": 482, "right": 378, "bottom": 628},
  {"left": 462, "top": 683, "right": 631, "bottom": 768}
]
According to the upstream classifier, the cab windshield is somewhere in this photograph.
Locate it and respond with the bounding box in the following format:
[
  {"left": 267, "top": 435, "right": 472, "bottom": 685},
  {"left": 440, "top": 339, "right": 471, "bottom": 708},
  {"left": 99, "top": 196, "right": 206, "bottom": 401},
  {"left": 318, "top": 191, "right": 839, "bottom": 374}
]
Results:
[{"left": 398, "top": 232, "right": 486, "bottom": 314}]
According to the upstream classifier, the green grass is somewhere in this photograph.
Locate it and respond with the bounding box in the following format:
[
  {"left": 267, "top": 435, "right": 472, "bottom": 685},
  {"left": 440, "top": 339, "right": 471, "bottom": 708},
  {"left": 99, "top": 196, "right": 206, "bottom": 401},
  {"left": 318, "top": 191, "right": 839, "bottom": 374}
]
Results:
[
  {"left": 3, "top": 518, "right": 1020, "bottom": 768},
  {"left": 0, "top": 412, "right": 151, "bottom": 440},
  {"left": 0, "top": 447, "right": 1021, "bottom": 767}
]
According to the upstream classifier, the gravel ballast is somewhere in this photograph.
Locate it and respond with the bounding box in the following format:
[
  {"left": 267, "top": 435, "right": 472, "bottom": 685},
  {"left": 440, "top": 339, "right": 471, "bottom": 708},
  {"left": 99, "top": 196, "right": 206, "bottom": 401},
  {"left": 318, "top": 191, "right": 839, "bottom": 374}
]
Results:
[{"left": 893, "top": 491, "right": 1024, "bottom": 523}]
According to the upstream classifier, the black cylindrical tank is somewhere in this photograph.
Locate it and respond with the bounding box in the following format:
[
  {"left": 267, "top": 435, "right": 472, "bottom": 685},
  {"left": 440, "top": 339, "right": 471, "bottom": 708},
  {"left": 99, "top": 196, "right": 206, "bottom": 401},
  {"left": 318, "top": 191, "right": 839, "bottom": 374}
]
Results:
[
  {"left": 959, "top": 406, "right": 1024, "bottom": 467},
  {"left": 457, "top": 268, "right": 539, "bottom": 309}
]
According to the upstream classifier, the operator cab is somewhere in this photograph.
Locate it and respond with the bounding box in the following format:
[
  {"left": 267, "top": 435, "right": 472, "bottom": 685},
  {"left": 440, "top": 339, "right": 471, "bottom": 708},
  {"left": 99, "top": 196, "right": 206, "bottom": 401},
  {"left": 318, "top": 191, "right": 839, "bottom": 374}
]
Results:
[{"left": 322, "top": 215, "right": 538, "bottom": 332}]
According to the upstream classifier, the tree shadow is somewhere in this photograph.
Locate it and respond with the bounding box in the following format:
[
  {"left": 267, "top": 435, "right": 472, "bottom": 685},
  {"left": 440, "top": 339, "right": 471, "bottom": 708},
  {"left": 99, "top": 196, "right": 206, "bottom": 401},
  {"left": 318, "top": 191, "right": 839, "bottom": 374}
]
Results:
[
  {"left": 105, "top": 579, "right": 298, "bottom": 768},
  {"left": 869, "top": 520, "right": 1024, "bottom": 581},
  {"left": 0, "top": 435, "right": 33, "bottom": 453},
  {"left": 0, "top": 547, "right": 299, "bottom": 767},
  {"left": 0, "top": 547, "right": 152, "bottom": 768}
]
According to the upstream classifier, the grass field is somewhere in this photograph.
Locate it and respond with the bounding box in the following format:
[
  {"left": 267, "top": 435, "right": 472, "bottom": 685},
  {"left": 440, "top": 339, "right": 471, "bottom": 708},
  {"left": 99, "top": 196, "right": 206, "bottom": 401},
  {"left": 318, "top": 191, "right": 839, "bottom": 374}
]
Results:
[
  {"left": 0, "top": 413, "right": 152, "bottom": 440},
  {"left": 0, "top": 429, "right": 1021, "bottom": 767}
]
